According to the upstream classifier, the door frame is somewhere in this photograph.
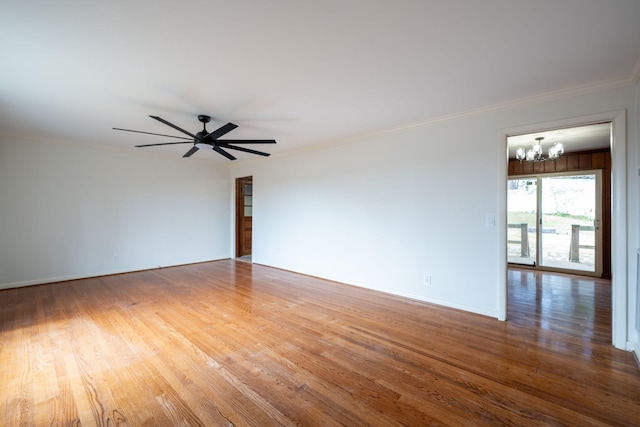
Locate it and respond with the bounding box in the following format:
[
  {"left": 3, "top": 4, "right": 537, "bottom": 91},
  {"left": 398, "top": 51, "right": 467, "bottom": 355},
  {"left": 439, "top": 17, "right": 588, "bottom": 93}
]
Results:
[
  {"left": 498, "top": 110, "right": 627, "bottom": 349},
  {"left": 235, "top": 176, "right": 253, "bottom": 258}
]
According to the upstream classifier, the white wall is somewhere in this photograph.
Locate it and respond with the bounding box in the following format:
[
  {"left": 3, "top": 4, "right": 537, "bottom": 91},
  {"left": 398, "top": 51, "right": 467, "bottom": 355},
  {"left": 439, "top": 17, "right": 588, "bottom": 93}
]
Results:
[
  {"left": 0, "top": 136, "right": 231, "bottom": 289},
  {"left": 230, "top": 84, "right": 638, "bottom": 329},
  {"left": 234, "top": 121, "right": 502, "bottom": 317}
]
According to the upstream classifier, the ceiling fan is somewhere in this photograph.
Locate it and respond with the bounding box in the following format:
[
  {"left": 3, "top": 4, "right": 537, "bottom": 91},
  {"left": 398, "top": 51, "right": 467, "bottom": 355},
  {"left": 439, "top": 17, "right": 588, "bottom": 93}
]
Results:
[{"left": 113, "top": 114, "right": 276, "bottom": 160}]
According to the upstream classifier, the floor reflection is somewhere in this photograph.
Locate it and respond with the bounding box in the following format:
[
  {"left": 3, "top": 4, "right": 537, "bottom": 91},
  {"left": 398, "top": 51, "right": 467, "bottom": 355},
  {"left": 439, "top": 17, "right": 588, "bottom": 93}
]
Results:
[{"left": 507, "top": 267, "right": 611, "bottom": 359}]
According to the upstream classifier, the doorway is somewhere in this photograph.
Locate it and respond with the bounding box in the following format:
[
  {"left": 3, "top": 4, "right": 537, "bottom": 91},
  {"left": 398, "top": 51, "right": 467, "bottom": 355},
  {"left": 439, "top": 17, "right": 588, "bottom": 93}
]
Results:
[
  {"left": 235, "top": 176, "right": 253, "bottom": 259},
  {"left": 499, "top": 110, "right": 627, "bottom": 349}
]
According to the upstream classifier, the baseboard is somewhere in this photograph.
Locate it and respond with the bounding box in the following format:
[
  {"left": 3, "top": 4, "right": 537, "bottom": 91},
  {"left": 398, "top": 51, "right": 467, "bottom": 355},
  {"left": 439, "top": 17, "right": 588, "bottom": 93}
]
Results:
[
  {"left": 334, "top": 276, "right": 500, "bottom": 319},
  {"left": 633, "top": 342, "right": 640, "bottom": 371},
  {"left": 381, "top": 289, "right": 500, "bottom": 319},
  {"left": 0, "top": 258, "right": 230, "bottom": 290},
  {"left": 251, "top": 262, "right": 500, "bottom": 319},
  {"left": 0, "top": 270, "right": 125, "bottom": 290}
]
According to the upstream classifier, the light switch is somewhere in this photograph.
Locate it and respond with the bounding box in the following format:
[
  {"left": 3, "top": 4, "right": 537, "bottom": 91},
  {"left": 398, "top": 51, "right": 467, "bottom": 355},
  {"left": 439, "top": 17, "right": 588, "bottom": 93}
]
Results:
[{"left": 485, "top": 214, "right": 495, "bottom": 227}]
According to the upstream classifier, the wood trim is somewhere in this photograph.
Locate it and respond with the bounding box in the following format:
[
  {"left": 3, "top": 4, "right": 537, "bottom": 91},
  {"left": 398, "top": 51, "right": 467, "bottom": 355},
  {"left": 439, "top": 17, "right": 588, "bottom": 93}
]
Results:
[{"left": 235, "top": 176, "right": 252, "bottom": 258}]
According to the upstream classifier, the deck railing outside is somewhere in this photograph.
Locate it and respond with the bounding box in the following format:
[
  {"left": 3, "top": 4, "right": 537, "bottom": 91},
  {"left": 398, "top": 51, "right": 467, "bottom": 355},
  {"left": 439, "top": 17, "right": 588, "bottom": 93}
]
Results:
[{"left": 508, "top": 223, "right": 595, "bottom": 264}]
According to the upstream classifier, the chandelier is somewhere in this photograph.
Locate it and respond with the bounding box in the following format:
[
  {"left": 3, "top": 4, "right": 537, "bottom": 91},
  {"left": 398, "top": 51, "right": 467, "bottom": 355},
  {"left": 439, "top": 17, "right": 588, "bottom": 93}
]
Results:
[{"left": 515, "top": 137, "right": 564, "bottom": 163}]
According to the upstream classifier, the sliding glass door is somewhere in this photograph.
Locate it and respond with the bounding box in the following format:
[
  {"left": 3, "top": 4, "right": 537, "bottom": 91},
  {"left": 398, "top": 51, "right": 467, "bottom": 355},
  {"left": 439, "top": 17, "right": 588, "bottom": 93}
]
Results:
[{"left": 508, "top": 171, "right": 602, "bottom": 275}]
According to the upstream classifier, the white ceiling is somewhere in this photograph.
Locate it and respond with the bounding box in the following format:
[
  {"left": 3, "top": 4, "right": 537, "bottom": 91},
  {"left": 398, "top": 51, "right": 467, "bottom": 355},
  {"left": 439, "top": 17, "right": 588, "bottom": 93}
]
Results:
[{"left": 2, "top": 1, "right": 640, "bottom": 163}]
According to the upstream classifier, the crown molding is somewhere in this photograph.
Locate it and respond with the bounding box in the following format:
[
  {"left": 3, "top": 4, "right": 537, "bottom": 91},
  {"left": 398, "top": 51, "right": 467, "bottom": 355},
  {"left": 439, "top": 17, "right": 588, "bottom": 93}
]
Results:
[
  {"left": 250, "top": 74, "right": 637, "bottom": 164},
  {"left": 373, "top": 75, "right": 635, "bottom": 138},
  {"left": 632, "top": 55, "right": 640, "bottom": 85}
]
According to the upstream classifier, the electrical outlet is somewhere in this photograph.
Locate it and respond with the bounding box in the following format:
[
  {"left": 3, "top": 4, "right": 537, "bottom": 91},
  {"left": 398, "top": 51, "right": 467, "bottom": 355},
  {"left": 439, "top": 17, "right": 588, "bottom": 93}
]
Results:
[{"left": 423, "top": 274, "right": 432, "bottom": 286}]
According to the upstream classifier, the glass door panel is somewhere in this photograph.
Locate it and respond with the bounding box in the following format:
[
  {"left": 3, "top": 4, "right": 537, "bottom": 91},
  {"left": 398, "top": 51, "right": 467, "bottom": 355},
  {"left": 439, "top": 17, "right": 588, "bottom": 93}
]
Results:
[
  {"left": 507, "top": 179, "right": 537, "bottom": 266},
  {"left": 540, "top": 173, "right": 599, "bottom": 273},
  {"left": 244, "top": 183, "right": 253, "bottom": 217}
]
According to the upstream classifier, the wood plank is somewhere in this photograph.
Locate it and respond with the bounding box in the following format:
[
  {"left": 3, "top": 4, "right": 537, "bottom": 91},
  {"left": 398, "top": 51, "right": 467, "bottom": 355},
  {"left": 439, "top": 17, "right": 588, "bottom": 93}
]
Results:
[
  {"left": 523, "top": 160, "right": 534, "bottom": 175},
  {"left": 579, "top": 153, "right": 592, "bottom": 169},
  {"left": 554, "top": 155, "right": 568, "bottom": 171},
  {"left": 544, "top": 158, "right": 557, "bottom": 173},
  {"left": 567, "top": 153, "right": 581, "bottom": 170},
  {"left": 533, "top": 160, "right": 545, "bottom": 173},
  {"left": 592, "top": 151, "right": 605, "bottom": 168},
  {"left": 0, "top": 261, "right": 638, "bottom": 425}
]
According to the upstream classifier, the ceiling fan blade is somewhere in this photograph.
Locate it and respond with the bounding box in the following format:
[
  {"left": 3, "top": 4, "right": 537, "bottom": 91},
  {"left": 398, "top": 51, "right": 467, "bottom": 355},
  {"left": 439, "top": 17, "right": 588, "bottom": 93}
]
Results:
[
  {"left": 222, "top": 144, "right": 271, "bottom": 157},
  {"left": 134, "top": 141, "right": 193, "bottom": 147},
  {"left": 113, "top": 128, "right": 193, "bottom": 140},
  {"left": 206, "top": 122, "right": 238, "bottom": 140},
  {"left": 213, "top": 146, "right": 236, "bottom": 160},
  {"left": 182, "top": 146, "right": 199, "bottom": 158},
  {"left": 149, "top": 115, "right": 199, "bottom": 139},
  {"left": 217, "top": 139, "right": 276, "bottom": 144}
]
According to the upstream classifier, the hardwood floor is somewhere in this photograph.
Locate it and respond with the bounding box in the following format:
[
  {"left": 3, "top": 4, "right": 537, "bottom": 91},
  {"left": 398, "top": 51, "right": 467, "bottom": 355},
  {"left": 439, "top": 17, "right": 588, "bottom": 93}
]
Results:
[{"left": 1, "top": 261, "right": 638, "bottom": 426}]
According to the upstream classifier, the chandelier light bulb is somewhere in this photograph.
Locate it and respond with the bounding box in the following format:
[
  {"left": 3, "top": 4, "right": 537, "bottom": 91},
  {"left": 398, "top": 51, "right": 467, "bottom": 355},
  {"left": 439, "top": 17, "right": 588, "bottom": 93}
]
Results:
[
  {"left": 533, "top": 144, "right": 542, "bottom": 154},
  {"left": 526, "top": 148, "right": 535, "bottom": 161},
  {"left": 555, "top": 142, "right": 564, "bottom": 155},
  {"left": 548, "top": 142, "right": 564, "bottom": 160}
]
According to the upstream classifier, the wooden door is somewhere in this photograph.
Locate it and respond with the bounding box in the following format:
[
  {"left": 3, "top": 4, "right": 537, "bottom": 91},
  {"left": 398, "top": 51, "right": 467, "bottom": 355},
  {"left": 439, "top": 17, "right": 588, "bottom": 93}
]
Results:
[{"left": 236, "top": 177, "right": 253, "bottom": 257}]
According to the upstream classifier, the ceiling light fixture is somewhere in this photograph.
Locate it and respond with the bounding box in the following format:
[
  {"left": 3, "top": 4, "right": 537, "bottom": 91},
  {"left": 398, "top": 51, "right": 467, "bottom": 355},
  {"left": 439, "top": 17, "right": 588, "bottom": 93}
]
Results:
[{"left": 515, "top": 137, "right": 564, "bottom": 163}]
